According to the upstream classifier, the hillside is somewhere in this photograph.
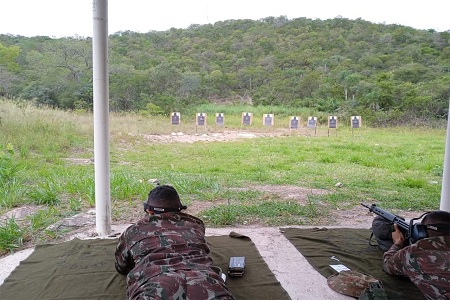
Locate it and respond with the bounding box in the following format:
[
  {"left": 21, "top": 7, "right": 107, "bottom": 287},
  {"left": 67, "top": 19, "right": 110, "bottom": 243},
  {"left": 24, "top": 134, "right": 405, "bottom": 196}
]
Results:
[{"left": 1, "top": 16, "right": 449, "bottom": 124}]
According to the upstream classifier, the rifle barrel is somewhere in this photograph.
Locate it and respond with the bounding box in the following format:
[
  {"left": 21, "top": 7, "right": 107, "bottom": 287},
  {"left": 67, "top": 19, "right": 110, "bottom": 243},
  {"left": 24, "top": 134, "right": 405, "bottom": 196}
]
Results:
[{"left": 361, "top": 202, "right": 410, "bottom": 233}]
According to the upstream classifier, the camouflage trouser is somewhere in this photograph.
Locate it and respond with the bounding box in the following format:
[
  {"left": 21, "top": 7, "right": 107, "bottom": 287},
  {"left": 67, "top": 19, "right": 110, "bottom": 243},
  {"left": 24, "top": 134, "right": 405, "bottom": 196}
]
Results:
[{"left": 129, "top": 269, "right": 235, "bottom": 300}]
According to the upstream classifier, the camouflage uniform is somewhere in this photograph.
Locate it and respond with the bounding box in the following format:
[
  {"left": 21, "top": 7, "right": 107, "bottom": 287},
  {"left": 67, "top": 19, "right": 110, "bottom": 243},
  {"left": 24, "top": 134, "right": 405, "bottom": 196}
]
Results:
[
  {"left": 115, "top": 212, "right": 235, "bottom": 300},
  {"left": 383, "top": 235, "right": 450, "bottom": 300}
]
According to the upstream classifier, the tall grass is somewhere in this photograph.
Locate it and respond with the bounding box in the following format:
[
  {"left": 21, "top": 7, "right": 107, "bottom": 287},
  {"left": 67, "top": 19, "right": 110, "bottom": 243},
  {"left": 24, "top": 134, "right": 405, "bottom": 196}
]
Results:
[{"left": 0, "top": 99, "right": 447, "bottom": 252}]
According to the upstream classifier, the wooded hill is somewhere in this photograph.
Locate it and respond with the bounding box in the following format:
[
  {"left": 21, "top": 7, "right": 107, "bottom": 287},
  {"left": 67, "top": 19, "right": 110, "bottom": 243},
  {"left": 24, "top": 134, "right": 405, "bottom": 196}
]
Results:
[{"left": 0, "top": 16, "right": 449, "bottom": 125}]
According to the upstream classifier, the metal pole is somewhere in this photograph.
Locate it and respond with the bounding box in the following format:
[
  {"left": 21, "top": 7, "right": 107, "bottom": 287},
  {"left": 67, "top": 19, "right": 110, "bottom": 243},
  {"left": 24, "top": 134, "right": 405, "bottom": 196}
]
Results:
[
  {"left": 440, "top": 99, "right": 450, "bottom": 211},
  {"left": 92, "top": 0, "right": 111, "bottom": 234}
]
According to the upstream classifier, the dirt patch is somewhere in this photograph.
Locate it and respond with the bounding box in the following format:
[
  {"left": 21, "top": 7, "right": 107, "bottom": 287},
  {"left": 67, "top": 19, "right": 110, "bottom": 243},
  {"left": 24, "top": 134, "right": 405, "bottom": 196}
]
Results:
[
  {"left": 62, "top": 158, "right": 93, "bottom": 165},
  {"left": 184, "top": 199, "right": 229, "bottom": 215},
  {"left": 139, "top": 130, "right": 288, "bottom": 144},
  {"left": 240, "top": 184, "right": 330, "bottom": 204},
  {"left": 0, "top": 205, "right": 44, "bottom": 221}
]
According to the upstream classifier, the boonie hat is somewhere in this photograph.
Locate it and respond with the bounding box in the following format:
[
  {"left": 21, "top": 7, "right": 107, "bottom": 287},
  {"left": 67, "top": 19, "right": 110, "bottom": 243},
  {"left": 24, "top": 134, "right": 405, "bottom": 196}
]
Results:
[
  {"left": 327, "top": 270, "right": 381, "bottom": 298},
  {"left": 147, "top": 185, "right": 182, "bottom": 209}
]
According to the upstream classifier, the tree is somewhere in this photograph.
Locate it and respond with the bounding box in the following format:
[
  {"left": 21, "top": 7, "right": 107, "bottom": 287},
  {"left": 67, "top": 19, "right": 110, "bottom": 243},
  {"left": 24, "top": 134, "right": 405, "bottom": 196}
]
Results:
[
  {"left": 179, "top": 72, "right": 201, "bottom": 98},
  {"left": 18, "top": 38, "right": 92, "bottom": 109},
  {"left": 393, "top": 63, "right": 430, "bottom": 83},
  {"left": 147, "top": 61, "right": 182, "bottom": 96},
  {"left": 375, "top": 72, "right": 395, "bottom": 109},
  {"left": 0, "top": 42, "right": 20, "bottom": 97},
  {"left": 0, "top": 43, "right": 20, "bottom": 72},
  {"left": 109, "top": 64, "right": 147, "bottom": 111},
  {"left": 298, "top": 71, "right": 321, "bottom": 99}
]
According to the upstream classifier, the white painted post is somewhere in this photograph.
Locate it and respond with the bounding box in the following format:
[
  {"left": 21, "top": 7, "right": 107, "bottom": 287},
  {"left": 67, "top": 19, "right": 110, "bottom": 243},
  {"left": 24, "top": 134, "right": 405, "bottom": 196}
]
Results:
[
  {"left": 92, "top": 0, "right": 111, "bottom": 234},
  {"left": 440, "top": 99, "right": 450, "bottom": 211}
]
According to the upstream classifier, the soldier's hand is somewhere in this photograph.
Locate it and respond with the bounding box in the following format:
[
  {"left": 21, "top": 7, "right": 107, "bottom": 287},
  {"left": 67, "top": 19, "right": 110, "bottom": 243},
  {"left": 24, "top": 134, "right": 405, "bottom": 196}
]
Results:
[{"left": 391, "top": 224, "right": 405, "bottom": 247}]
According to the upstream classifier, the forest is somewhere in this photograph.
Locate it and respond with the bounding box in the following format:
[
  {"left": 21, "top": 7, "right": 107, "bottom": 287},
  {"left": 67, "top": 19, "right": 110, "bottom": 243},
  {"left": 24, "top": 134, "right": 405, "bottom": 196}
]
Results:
[{"left": 0, "top": 16, "right": 449, "bottom": 125}]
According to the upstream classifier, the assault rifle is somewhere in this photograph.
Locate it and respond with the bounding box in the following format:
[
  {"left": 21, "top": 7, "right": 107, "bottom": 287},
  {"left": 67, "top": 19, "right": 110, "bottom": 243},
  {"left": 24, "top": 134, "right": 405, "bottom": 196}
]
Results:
[{"left": 361, "top": 203, "right": 410, "bottom": 239}]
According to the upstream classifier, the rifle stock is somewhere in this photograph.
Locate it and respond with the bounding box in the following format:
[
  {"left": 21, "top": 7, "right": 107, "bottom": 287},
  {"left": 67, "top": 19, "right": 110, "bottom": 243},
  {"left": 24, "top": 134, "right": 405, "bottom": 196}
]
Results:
[{"left": 361, "top": 203, "right": 410, "bottom": 237}]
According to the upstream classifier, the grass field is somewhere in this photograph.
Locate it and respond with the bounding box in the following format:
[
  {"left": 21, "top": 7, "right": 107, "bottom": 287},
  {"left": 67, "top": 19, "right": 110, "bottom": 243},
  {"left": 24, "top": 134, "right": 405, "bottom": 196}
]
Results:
[{"left": 0, "top": 100, "right": 447, "bottom": 253}]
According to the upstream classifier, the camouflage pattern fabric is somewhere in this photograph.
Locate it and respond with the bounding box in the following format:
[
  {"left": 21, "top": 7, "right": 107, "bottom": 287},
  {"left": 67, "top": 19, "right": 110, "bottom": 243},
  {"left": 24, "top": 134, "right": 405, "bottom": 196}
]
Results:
[
  {"left": 327, "top": 270, "right": 381, "bottom": 297},
  {"left": 383, "top": 235, "right": 450, "bottom": 300},
  {"left": 115, "top": 212, "right": 235, "bottom": 300}
]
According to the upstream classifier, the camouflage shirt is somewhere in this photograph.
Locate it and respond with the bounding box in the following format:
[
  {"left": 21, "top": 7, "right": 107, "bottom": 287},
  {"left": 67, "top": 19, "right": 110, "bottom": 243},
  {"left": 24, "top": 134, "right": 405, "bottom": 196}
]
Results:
[
  {"left": 383, "top": 235, "right": 450, "bottom": 300},
  {"left": 115, "top": 212, "right": 235, "bottom": 300}
]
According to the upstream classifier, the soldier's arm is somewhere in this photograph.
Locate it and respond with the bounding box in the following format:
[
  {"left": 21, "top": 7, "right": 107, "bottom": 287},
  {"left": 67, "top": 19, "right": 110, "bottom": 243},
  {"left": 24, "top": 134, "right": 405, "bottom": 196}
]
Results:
[
  {"left": 382, "top": 244, "right": 407, "bottom": 275},
  {"left": 114, "top": 232, "right": 134, "bottom": 275},
  {"left": 382, "top": 224, "right": 408, "bottom": 276}
]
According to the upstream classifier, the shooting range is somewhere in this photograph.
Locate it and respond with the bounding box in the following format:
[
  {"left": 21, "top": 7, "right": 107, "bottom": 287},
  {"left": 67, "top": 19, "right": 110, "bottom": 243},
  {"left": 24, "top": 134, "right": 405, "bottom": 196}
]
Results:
[
  {"left": 77, "top": 2, "right": 450, "bottom": 299},
  {"left": 2, "top": 2, "right": 450, "bottom": 300}
]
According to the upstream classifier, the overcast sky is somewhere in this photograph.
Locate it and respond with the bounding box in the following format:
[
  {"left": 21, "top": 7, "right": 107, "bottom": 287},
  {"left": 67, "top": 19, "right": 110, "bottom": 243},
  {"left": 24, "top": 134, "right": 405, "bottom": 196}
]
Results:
[{"left": 1, "top": 0, "right": 449, "bottom": 38}]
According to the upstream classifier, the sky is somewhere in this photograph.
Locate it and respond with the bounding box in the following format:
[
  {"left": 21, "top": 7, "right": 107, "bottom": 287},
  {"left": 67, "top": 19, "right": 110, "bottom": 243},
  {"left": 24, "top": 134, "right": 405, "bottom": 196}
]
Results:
[{"left": 1, "top": 0, "right": 449, "bottom": 38}]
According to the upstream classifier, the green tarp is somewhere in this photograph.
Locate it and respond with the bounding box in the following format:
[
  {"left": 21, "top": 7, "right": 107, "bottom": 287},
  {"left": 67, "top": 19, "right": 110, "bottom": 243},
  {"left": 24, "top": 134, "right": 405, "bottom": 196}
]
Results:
[
  {"left": 0, "top": 234, "right": 290, "bottom": 300},
  {"left": 281, "top": 227, "right": 424, "bottom": 300}
]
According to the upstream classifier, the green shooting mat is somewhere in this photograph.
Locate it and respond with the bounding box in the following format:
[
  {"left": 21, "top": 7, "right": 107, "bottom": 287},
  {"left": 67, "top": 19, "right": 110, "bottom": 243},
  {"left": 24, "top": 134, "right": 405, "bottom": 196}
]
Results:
[
  {"left": 0, "top": 234, "right": 290, "bottom": 300},
  {"left": 207, "top": 232, "right": 291, "bottom": 299},
  {"left": 281, "top": 227, "right": 424, "bottom": 300}
]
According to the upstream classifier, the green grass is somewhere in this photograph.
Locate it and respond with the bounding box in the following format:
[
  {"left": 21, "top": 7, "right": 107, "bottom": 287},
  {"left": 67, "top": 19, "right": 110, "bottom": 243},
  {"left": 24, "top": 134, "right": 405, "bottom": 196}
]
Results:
[
  {"left": 0, "top": 217, "right": 25, "bottom": 254},
  {"left": 0, "top": 99, "right": 447, "bottom": 253},
  {"left": 200, "top": 195, "right": 323, "bottom": 226}
]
